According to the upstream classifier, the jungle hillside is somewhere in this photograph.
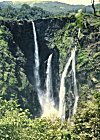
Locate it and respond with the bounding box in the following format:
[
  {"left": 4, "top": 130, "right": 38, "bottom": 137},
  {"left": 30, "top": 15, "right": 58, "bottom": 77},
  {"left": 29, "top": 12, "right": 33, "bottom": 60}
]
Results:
[{"left": 0, "top": 1, "right": 100, "bottom": 140}]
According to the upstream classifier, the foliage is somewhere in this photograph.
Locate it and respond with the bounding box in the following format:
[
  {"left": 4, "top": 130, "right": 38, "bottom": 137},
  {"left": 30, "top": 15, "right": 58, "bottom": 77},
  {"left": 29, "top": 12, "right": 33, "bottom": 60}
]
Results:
[
  {"left": 75, "top": 9, "right": 84, "bottom": 28},
  {"left": 52, "top": 10, "right": 85, "bottom": 73},
  {"left": 0, "top": 98, "right": 72, "bottom": 140},
  {"left": 0, "top": 4, "right": 52, "bottom": 20},
  {"left": 0, "top": 99, "right": 32, "bottom": 140},
  {"left": 0, "top": 26, "right": 18, "bottom": 99},
  {"left": 29, "top": 118, "right": 70, "bottom": 140},
  {"left": 0, "top": 90, "right": 99, "bottom": 140},
  {"left": 52, "top": 13, "right": 100, "bottom": 139},
  {"left": 0, "top": 1, "right": 99, "bottom": 20},
  {"left": 53, "top": 23, "right": 74, "bottom": 72},
  {"left": 72, "top": 90, "right": 100, "bottom": 140},
  {"left": 0, "top": 26, "right": 38, "bottom": 116},
  {"left": 0, "top": 6, "right": 99, "bottom": 140}
]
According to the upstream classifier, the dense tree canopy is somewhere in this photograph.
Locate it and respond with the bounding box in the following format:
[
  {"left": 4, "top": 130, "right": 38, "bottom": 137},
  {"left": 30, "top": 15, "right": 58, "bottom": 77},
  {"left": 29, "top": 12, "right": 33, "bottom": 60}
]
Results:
[{"left": 0, "top": 4, "right": 52, "bottom": 20}]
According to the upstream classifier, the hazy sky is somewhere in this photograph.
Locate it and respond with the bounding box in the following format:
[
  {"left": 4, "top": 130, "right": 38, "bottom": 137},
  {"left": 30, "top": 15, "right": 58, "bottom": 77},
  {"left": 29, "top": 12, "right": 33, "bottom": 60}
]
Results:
[{"left": 0, "top": 0, "right": 100, "bottom": 5}]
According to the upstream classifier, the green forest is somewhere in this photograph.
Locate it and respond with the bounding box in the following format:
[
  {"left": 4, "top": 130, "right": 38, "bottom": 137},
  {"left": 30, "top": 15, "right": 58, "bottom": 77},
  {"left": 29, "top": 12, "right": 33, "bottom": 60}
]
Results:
[{"left": 0, "top": 1, "right": 100, "bottom": 140}]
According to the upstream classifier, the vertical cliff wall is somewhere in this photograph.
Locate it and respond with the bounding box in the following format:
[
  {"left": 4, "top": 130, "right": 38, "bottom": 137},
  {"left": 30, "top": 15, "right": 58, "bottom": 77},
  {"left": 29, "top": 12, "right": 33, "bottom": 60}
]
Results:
[{"left": 0, "top": 17, "right": 75, "bottom": 116}]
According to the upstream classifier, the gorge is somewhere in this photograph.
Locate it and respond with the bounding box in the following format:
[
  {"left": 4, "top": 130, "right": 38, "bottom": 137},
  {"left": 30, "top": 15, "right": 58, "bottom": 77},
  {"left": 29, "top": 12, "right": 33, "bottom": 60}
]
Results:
[
  {"left": 0, "top": 16, "right": 99, "bottom": 118},
  {"left": 32, "top": 21, "right": 78, "bottom": 119},
  {"left": 0, "top": 11, "right": 100, "bottom": 139}
]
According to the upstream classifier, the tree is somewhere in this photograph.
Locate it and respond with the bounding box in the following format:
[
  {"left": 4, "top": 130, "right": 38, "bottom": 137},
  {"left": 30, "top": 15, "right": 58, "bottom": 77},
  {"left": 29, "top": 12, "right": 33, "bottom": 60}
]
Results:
[
  {"left": 20, "top": 4, "right": 31, "bottom": 11},
  {"left": 91, "top": 0, "right": 96, "bottom": 15}
]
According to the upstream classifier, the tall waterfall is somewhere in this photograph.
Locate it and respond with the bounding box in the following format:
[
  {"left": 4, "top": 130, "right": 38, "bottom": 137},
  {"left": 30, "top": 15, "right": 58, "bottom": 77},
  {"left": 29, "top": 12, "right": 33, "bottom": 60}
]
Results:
[
  {"left": 58, "top": 48, "right": 78, "bottom": 120},
  {"left": 32, "top": 22, "right": 57, "bottom": 118},
  {"left": 42, "top": 54, "right": 58, "bottom": 118},
  {"left": 32, "top": 21, "right": 78, "bottom": 119},
  {"left": 58, "top": 49, "right": 74, "bottom": 120},
  {"left": 32, "top": 22, "right": 43, "bottom": 108},
  {"left": 72, "top": 47, "right": 79, "bottom": 115},
  {"left": 46, "top": 54, "right": 53, "bottom": 102}
]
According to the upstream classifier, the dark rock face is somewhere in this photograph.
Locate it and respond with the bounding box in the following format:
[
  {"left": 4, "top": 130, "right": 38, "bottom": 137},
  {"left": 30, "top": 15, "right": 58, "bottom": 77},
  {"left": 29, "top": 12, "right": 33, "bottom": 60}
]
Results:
[
  {"left": 0, "top": 17, "right": 74, "bottom": 116},
  {"left": 5, "top": 18, "right": 66, "bottom": 95}
]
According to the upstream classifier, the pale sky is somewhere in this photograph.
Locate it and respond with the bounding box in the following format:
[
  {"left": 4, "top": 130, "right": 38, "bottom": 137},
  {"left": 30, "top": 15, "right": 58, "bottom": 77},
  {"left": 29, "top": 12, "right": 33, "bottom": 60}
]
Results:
[{"left": 0, "top": 0, "right": 100, "bottom": 5}]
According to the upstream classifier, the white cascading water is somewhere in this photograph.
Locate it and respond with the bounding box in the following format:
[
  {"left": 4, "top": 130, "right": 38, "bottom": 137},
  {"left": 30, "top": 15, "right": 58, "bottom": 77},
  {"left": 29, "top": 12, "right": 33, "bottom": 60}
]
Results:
[
  {"left": 72, "top": 47, "right": 79, "bottom": 115},
  {"left": 46, "top": 54, "right": 53, "bottom": 101},
  {"left": 78, "top": 28, "right": 81, "bottom": 38},
  {"left": 32, "top": 21, "right": 78, "bottom": 119},
  {"left": 58, "top": 49, "right": 75, "bottom": 120},
  {"left": 32, "top": 22, "right": 44, "bottom": 109},
  {"left": 32, "top": 22, "right": 57, "bottom": 118},
  {"left": 42, "top": 54, "right": 58, "bottom": 118}
]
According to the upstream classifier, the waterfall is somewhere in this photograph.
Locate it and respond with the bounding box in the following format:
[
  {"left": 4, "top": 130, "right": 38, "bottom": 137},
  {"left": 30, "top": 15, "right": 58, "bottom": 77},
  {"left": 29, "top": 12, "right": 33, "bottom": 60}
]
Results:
[
  {"left": 42, "top": 54, "right": 58, "bottom": 118},
  {"left": 32, "top": 21, "right": 78, "bottom": 119},
  {"left": 72, "top": 47, "right": 79, "bottom": 115},
  {"left": 32, "top": 22, "right": 43, "bottom": 108},
  {"left": 46, "top": 54, "right": 54, "bottom": 102},
  {"left": 78, "top": 28, "right": 81, "bottom": 38},
  {"left": 58, "top": 47, "right": 78, "bottom": 120},
  {"left": 32, "top": 22, "right": 57, "bottom": 118},
  {"left": 58, "top": 49, "right": 74, "bottom": 120}
]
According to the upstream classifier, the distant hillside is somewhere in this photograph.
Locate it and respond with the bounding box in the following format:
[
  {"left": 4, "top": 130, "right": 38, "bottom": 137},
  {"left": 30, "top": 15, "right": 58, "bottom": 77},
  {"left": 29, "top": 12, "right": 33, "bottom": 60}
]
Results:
[
  {"left": 0, "top": 1, "right": 13, "bottom": 8},
  {"left": 0, "top": 1, "right": 95, "bottom": 14},
  {"left": 31, "top": 1, "right": 85, "bottom": 14}
]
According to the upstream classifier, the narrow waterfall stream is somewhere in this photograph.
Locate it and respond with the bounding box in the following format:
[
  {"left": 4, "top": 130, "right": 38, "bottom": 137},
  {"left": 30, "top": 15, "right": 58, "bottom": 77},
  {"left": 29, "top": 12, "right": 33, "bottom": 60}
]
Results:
[
  {"left": 58, "top": 47, "right": 78, "bottom": 120},
  {"left": 72, "top": 47, "right": 79, "bottom": 115},
  {"left": 42, "top": 54, "right": 58, "bottom": 118},
  {"left": 32, "top": 22, "right": 43, "bottom": 109},
  {"left": 58, "top": 49, "right": 74, "bottom": 120},
  {"left": 46, "top": 54, "right": 54, "bottom": 103}
]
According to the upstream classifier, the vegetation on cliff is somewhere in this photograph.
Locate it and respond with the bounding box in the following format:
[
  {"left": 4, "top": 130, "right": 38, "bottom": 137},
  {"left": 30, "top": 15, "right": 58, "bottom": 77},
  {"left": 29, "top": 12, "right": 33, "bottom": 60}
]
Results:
[
  {"left": 0, "top": 5, "right": 100, "bottom": 140},
  {"left": 0, "top": 4, "right": 52, "bottom": 20},
  {"left": 0, "top": 1, "right": 100, "bottom": 20}
]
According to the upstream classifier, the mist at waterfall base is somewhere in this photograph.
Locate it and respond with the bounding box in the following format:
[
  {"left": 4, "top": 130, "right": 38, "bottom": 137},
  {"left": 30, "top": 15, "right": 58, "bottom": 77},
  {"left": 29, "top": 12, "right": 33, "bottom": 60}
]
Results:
[
  {"left": 32, "top": 22, "right": 58, "bottom": 118},
  {"left": 42, "top": 54, "right": 58, "bottom": 118},
  {"left": 32, "top": 22, "right": 78, "bottom": 120}
]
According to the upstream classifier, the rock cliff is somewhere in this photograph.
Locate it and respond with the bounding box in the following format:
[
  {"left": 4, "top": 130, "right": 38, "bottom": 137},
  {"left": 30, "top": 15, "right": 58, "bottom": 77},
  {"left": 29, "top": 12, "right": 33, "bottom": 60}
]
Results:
[{"left": 0, "top": 17, "right": 75, "bottom": 116}]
